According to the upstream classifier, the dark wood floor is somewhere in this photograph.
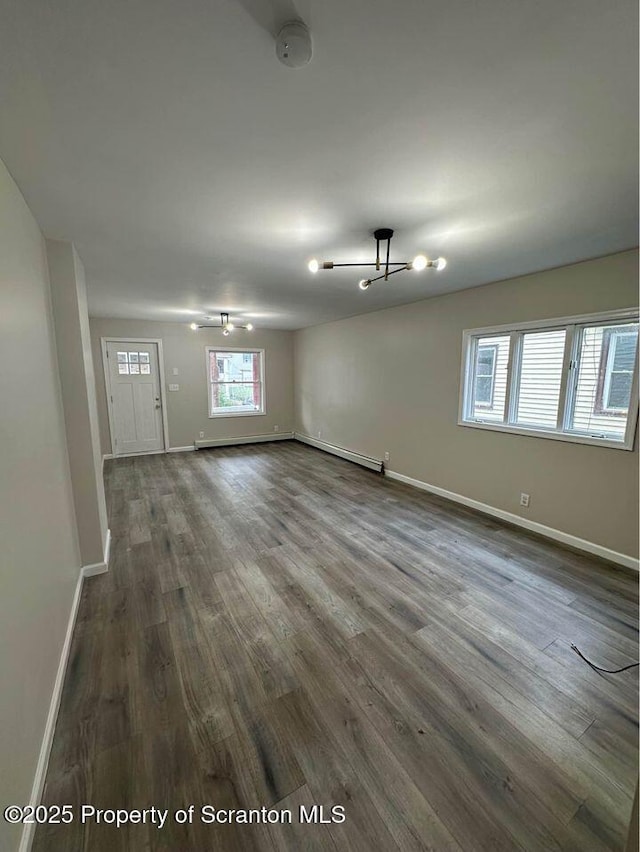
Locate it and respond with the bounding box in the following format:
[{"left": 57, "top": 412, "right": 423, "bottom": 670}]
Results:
[{"left": 35, "top": 441, "right": 638, "bottom": 851}]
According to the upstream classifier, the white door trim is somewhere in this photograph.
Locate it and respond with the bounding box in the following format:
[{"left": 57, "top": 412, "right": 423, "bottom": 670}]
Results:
[{"left": 101, "top": 337, "right": 170, "bottom": 455}]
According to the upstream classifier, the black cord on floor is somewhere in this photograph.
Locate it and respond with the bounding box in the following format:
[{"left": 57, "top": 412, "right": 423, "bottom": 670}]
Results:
[{"left": 571, "top": 643, "right": 640, "bottom": 674}]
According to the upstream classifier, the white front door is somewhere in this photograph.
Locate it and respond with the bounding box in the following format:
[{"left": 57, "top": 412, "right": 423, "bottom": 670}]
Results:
[{"left": 106, "top": 341, "right": 165, "bottom": 455}]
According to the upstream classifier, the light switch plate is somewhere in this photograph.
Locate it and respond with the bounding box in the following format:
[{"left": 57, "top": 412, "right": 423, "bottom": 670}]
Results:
[{"left": 168, "top": 384, "right": 180, "bottom": 392}]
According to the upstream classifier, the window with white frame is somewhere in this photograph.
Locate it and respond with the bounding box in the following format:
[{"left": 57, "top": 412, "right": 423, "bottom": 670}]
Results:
[
  {"left": 206, "top": 348, "right": 265, "bottom": 417},
  {"left": 460, "top": 311, "right": 639, "bottom": 449}
]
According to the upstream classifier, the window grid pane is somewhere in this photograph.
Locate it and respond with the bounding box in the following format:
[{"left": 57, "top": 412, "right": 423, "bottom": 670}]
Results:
[
  {"left": 470, "top": 335, "right": 510, "bottom": 422},
  {"left": 569, "top": 323, "right": 638, "bottom": 439},
  {"left": 211, "top": 382, "right": 262, "bottom": 413},
  {"left": 514, "top": 329, "right": 566, "bottom": 429},
  {"left": 475, "top": 345, "right": 498, "bottom": 406}
]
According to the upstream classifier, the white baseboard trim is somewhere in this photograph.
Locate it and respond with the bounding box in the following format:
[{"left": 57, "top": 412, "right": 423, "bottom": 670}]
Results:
[
  {"left": 385, "top": 470, "right": 639, "bottom": 571},
  {"left": 19, "top": 527, "right": 112, "bottom": 851},
  {"left": 81, "top": 528, "right": 111, "bottom": 578},
  {"left": 168, "top": 445, "right": 195, "bottom": 453},
  {"left": 109, "top": 449, "right": 166, "bottom": 460},
  {"left": 294, "top": 433, "right": 383, "bottom": 473},
  {"left": 19, "top": 568, "right": 83, "bottom": 851},
  {"left": 195, "top": 432, "right": 293, "bottom": 449}
]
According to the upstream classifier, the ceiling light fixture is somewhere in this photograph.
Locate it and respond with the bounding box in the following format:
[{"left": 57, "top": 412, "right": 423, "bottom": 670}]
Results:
[
  {"left": 189, "top": 312, "right": 255, "bottom": 333},
  {"left": 308, "top": 228, "right": 446, "bottom": 291}
]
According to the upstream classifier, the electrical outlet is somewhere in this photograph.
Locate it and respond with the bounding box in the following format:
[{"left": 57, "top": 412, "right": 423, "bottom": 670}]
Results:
[
  {"left": 520, "top": 493, "right": 530, "bottom": 508},
  {"left": 274, "top": 425, "right": 279, "bottom": 432},
  {"left": 199, "top": 431, "right": 204, "bottom": 439},
  {"left": 172, "top": 367, "right": 179, "bottom": 376},
  {"left": 384, "top": 451, "right": 390, "bottom": 462}
]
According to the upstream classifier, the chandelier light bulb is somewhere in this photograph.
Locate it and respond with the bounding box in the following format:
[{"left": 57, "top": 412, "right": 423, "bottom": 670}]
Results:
[
  {"left": 358, "top": 279, "right": 371, "bottom": 290},
  {"left": 412, "top": 254, "right": 428, "bottom": 271},
  {"left": 434, "top": 257, "right": 447, "bottom": 271},
  {"left": 222, "top": 328, "right": 230, "bottom": 336},
  {"left": 226, "top": 322, "right": 235, "bottom": 331},
  {"left": 245, "top": 323, "right": 254, "bottom": 331},
  {"left": 308, "top": 258, "right": 319, "bottom": 273},
  {"left": 189, "top": 322, "right": 199, "bottom": 331}
]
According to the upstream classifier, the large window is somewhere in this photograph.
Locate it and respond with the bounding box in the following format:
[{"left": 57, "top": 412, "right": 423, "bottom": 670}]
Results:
[
  {"left": 459, "top": 310, "right": 639, "bottom": 449},
  {"left": 206, "top": 348, "right": 265, "bottom": 417}
]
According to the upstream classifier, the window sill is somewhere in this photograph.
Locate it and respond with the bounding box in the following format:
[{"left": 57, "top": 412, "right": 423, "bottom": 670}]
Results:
[
  {"left": 458, "top": 418, "right": 634, "bottom": 451},
  {"left": 209, "top": 410, "right": 265, "bottom": 419}
]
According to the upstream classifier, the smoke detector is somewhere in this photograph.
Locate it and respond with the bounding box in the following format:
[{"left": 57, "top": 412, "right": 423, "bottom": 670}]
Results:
[{"left": 276, "top": 21, "right": 312, "bottom": 69}]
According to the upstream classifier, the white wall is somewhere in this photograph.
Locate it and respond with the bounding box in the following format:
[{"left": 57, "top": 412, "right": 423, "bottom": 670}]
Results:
[
  {"left": 294, "top": 250, "right": 639, "bottom": 560},
  {"left": 48, "top": 240, "right": 108, "bottom": 566},
  {"left": 89, "top": 318, "right": 294, "bottom": 453},
  {"left": 0, "top": 159, "right": 81, "bottom": 850}
]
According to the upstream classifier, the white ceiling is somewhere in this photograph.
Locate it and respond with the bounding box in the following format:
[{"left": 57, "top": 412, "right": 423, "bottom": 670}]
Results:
[{"left": 0, "top": 0, "right": 637, "bottom": 329}]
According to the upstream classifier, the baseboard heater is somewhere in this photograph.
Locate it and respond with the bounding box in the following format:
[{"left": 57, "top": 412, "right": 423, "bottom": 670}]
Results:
[
  {"left": 195, "top": 432, "right": 293, "bottom": 449},
  {"left": 294, "top": 433, "right": 383, "bottom": 473}
]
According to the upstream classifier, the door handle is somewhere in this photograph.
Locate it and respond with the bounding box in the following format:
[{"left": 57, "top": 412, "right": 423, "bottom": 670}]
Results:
[{"left": 155, "top": 403, "right": 162, "bottom": 409}]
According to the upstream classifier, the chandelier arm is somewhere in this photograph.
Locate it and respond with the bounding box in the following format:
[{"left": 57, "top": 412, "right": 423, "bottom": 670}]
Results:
[
  {"left": 195, "top": 323, "right": 252, "bottom": 330},
  {"left": 365, "top": 264, "right": 410, "bottom": 285},
  {"left": 376, "top": 237, "right": 380, "bottom": 272},
  {"left": 326, "top": 261, "right": 408, "bottom": 268},
  {"left": 385, "top": 237, "right": 391, "bottom": 280}
]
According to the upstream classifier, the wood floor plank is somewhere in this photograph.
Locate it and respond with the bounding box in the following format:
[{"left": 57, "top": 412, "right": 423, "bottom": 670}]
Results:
[
  {"left": 347, "top": 630, "right": 586, "bottom": 849},
  {"left": 267, "top": 784, "right": 339, "bottom": 852},
  {"left": 282, "top": 626, "right": 464, "bottom": 851},
  {"left": 458, "top": 604, "right": 640, "bottom": 746},
  {"left": 273, "top": 688, "right": 402, "bottom": 852},
  {"left": 163, "top": 587, "right": 235, "bottom": 751},
  {"left": 35, "top": 442, "right": 638, "bottom": 851}
]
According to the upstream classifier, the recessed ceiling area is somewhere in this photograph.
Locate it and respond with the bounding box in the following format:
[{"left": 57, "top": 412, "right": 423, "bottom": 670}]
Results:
[{"left": 0, "top": 0, "right": 637, "bottom": 329}]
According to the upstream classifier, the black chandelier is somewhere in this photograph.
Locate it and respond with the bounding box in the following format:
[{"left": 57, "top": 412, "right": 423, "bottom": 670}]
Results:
[
  {"left": 190, "top": 312, "right": 254, "bottom": 335},
  {"left": 308, "top": 228, "right": 446, "bottom": 290}
]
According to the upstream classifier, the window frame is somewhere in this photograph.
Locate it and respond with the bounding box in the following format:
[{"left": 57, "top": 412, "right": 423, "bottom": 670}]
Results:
[
  {"left": 205, "top": 346, "right": 266, "bottom": 419},
  {"left": 458, "top": 309, "right": 639, "bottom": 451}
]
